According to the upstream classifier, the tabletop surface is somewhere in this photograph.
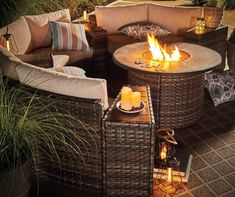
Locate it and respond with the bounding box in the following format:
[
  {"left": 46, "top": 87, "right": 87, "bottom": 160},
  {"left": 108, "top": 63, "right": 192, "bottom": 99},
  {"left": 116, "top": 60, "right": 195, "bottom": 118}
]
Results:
[
  {"left": 107, "top": 86, "right": 151, "bottom": 124},
  {"left": 113, "top": 42, "right": 222, "bottom": 76}
]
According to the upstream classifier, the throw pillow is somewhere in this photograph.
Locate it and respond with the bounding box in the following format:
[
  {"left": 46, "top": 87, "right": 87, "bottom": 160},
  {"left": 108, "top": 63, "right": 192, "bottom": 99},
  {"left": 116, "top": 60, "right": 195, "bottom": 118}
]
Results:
[
  {"left": 119, "top": 23, "right": 171, "bottom": 41},
  {"left": 50, "top": 21, "right": 89, "bottom": 51},
  {"left": 50, "top": 66, "right": 86, "bottom": 77},
  {"left": 204, "top": 71, "right": 235, "bottom": 106}
]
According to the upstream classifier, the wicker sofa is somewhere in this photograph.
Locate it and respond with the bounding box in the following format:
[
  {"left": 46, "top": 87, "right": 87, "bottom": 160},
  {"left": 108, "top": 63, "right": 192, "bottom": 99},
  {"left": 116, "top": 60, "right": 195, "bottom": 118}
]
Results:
[{"left": 0, "top": 9, "right": 109, "bottom": 192}]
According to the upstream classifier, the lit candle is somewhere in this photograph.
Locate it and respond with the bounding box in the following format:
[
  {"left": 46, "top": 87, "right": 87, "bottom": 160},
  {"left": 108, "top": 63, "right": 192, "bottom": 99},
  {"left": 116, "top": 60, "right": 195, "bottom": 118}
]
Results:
[
  {"left": 6, "top": 40, "right": 10, "bottom": 51},
  {"left": 167, "top": 167, "right": 173, "bottom": 182},
  {"left": 121, "top": 87, "right": 132, "bottom": 111},
  {"left": 195, "top": 17, "right": 205, "bottom": 34},
  {"left": 160, "top": 145, "right": 167, "bottom": 160},
  {"left": 131, "top": 91, "right": 141, "bottom": 108},
  {"left": 83, "top": 10, "right": 87, "bottom": 21}
]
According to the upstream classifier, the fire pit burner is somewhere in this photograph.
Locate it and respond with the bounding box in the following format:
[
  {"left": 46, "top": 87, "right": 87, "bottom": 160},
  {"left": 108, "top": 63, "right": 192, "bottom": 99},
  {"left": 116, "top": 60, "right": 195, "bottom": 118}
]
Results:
[{"left": 113, "top": 42, "right": 222, "bottom": 128}]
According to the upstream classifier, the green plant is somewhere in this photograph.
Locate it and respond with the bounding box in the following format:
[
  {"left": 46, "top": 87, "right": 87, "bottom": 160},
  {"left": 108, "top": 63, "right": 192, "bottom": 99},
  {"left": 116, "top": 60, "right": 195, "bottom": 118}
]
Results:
[
  {"left": 191, "top": 0, "right": 235, "bottom": 8},
  {"left": 191, "top": 0, "right": 207, "bottom": 6},
  {"left": 0, "top": 77, "right": 93, "bottom": 172},
  {"left": 229, "top": 28, "right": 235, "bottom": 44}
]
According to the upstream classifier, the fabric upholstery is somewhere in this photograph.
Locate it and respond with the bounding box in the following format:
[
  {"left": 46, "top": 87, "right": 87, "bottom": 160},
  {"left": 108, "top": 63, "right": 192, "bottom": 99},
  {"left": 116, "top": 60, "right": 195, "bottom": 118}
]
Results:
[
  {"left": 95, "top": 4, "right": 148, "bottom": 34},
  {"left": 50, "top": 66, "right": 86, "bottom": 77},
  {"left": 16, "top": 62, "right": 109, "bottom": 110},
  {"left": 0, "top": 17, "right": 31, "bottom": 54},
  {"left": 50, "top": 22, "right": 89, "bottom": 50},
  {"left": 148, "top": 4, "right": 201, "bottom": 35},
  {"left": 51, "top": 54, "right": 69, "bottom": 67},
  {"left": 31, "top": 47, "right": 93, "bottom": 65},
  {"left": 205, "top": 71, "right": 235, "bottom": 106},
  {"left": 25, "top": 9, "right": 71, "bottom": 51}
]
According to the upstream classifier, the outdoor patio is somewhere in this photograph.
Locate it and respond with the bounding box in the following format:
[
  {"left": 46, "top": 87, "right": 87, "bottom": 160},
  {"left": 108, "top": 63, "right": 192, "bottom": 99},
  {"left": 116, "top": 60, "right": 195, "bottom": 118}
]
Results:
[{"left": 0, "top": 0, "right": 234, "bottom": 197}]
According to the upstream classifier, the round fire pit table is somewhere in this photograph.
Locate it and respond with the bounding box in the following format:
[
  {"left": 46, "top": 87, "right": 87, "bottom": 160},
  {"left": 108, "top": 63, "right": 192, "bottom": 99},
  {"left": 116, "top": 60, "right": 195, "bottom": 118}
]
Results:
[{"left": 113, "top": 42, "right": 221, "bottom": 129}]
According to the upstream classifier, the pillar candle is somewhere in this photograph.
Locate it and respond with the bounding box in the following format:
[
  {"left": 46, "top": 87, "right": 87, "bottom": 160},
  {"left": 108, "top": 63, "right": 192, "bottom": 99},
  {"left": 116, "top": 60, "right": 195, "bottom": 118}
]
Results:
[
  {"left": 121, "top": 87, "right": 132, "bottom": 111},
  {"left": 131, "top": 91, "right": 141, "bottom": 108}
]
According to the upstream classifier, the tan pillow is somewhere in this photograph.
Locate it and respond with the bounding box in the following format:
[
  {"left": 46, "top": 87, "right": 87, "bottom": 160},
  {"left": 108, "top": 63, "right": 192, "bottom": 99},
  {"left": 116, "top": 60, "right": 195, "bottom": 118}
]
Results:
[
  {"left": 95, "top": 4, "right": 148, "bottom": 34},
  {"left": 148, "top": 4, "right": 201, "bottom": 35},
  {"left": 25, "top": 9, "right": 71, "bottom": 51},
  {"left": 0, "top": 17, "right": 31, "bottom": 55}
]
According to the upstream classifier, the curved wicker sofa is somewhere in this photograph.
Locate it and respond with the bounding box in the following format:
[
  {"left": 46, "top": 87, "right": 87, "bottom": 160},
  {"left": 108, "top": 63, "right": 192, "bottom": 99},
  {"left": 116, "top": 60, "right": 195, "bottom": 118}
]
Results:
[{"left": 0, "top": 45, "right": 108, "bottom": 194}]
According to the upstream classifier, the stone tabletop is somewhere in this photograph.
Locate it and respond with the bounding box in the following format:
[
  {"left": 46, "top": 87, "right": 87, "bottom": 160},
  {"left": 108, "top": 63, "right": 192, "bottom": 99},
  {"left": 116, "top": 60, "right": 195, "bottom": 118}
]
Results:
[{"left": 113, "top": 42, "right": 222, "bottom": 75}]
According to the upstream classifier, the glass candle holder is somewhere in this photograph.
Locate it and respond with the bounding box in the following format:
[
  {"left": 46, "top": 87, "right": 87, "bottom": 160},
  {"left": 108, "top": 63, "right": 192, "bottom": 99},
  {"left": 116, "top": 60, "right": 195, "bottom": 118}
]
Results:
[{"left": 195, "top": 17, "right": 206, "bottom": 34}]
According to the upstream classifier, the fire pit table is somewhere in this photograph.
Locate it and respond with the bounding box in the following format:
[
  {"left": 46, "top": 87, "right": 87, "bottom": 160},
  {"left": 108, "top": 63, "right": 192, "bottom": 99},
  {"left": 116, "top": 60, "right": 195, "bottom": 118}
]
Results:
[{"left": 113, "top": 42, "right": 221, "bottom": 128}]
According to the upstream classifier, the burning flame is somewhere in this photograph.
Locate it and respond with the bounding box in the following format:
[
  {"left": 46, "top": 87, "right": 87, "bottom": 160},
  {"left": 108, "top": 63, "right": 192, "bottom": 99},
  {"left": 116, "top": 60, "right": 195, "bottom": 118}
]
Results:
[{"left": 147, "top": 33, "right": 181, "bottom": 62}]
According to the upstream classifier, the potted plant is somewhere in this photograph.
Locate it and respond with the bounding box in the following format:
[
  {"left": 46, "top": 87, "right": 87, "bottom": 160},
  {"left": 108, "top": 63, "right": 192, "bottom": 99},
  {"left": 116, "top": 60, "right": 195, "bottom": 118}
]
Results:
[
  {"left": 0, "top": 77, "right": 90, "bottom": 197},
  {"left": 227, "top": 28, "right": 235, "bottom": 76}
]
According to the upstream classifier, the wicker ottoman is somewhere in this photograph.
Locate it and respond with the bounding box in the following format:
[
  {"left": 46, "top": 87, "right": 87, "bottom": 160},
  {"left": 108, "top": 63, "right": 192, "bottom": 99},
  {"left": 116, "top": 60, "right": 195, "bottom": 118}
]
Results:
[{"left": 102, "top": 86, "right": 155, "bottom": 197}]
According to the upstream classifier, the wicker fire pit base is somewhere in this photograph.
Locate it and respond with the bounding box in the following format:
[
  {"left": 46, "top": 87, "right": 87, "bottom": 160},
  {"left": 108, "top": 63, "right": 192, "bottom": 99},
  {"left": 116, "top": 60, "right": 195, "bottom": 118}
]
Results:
[{"left": 129, "top": 71, "right": 204, "bottom": 128}]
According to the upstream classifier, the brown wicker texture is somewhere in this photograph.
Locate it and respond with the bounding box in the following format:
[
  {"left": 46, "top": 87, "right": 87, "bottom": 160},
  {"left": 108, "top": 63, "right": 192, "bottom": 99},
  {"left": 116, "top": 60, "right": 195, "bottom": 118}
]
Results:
[
  {"left": 128, "top": 72, "right": 204, "bottom": 129},
  {"left": 39, "top": 93, "right": 104, "bottom": 193},
  {"left": 102, "top": 86, "right": 155, "bottom": 197}
]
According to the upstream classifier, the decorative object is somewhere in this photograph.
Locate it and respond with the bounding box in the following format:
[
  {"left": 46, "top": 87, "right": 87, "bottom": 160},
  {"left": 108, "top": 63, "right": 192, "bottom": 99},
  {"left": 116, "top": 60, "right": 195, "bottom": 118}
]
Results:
[
  {"left": 155, "top": 128, "right": 178, "bottom": 183},
  {"left": 49, "top": 21, "right": 89, "bottom": 50},
  {"left": 0, "top": 77, "right": 88, "bottom": 197},
  {"left": 120, "top": 23, "right": 171, "bottom": 41},
  {"left": 204, "top": 71, "right": 235, "bottom": 106},
  {"left": 195, "top": 17, "right": 206, "bottom": 34},
  {"left": 83, "top": 10, "right": 88, "bottom": 22},
  {"left": 227, "top": 28, "right": 235, "bottom": 78},
  {"left": 120, "top": 86, "right": 132, "bottom": 110},
  {"left": 131, "top": 91, "right": 141, "bottom": 107},
  {"left": 1, "top": 26, "right": 17, "bottom": 53}
]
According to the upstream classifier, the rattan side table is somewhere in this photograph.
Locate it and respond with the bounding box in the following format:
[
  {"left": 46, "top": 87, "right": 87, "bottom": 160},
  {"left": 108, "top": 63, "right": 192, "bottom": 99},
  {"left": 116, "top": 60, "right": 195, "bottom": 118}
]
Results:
[{"left": 102, "top": 86, "right": 155, "bottom": 197}]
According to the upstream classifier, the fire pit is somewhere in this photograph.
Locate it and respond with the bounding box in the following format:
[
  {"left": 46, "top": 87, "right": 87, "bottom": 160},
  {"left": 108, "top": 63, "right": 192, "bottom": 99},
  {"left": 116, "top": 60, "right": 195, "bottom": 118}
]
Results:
[{"left": 113, "top": 38, "right": 221, "bottom": 128}]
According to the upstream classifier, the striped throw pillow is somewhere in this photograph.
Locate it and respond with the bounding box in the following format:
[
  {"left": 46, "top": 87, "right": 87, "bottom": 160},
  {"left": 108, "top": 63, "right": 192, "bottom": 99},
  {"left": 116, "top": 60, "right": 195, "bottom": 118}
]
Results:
[{"left": 50, "top": 21, "right": 89, "bottom": 51}]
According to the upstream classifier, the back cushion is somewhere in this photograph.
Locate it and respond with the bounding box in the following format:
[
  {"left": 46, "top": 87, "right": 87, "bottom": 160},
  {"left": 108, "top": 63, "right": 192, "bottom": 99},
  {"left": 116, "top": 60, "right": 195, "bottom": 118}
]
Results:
[
  {"left": 25, "top": 9, "right": 71, "bottom": 51},
  {"left": 0, "top": 17, "right": 31, "bottom": 55},
  {"left": 148, "top": 4, "right": 201, "bottom": 35},
  {"left": 16, "top": 62, "right": 109, "bottom": 110},
  {"left": 95, "top": 4, "right": 148, "bottom": 34}
]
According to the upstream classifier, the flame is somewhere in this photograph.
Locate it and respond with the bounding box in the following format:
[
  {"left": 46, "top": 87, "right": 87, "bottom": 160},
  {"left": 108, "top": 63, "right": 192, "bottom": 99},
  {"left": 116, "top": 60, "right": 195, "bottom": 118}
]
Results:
[{"left": 147, "top": 33, "right": 181, "bottom": 62}]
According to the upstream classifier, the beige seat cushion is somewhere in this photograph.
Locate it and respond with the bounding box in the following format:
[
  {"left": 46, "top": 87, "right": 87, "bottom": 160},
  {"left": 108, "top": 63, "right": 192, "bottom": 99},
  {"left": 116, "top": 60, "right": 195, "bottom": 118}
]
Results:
[
  {"left": 0, "top": 17, "right": 31, "bottom": 54},
  {"left": 30, "top": 47, "right": 93, "bottom": 65},
  {"left": 16, "top": 62, "right": 109, "bottom": 110},
  {"left": 95, "top": 4, "right": 148, "bottom": 34},
  {"left": 148, "top": 4, "right": 201, "bottom": 35},
  {"left": 24, "top": 9, "right": 71, "bottom": 51}
]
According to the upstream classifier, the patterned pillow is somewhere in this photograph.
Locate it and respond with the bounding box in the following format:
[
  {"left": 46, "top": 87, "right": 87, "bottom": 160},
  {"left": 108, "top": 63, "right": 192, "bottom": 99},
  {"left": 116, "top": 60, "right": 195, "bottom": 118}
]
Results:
[
  {"left": 50, "top": 21, "right": 89, "bottom": 51},
  {"left": 120, "top": 23, "right": 171, "bottom": 41},
  {"left": 204, "top": 71, "right": 235, "bottom": 106}
]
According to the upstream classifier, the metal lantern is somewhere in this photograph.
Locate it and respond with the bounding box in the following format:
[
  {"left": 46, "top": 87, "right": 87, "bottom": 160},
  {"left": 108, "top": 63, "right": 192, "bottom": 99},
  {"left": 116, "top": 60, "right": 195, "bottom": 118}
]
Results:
[
  {"left": 155, "top": 128, "right": 178, "bottom": 183},
  {"left": 1, "top": 27, "right": 18, "bottom": 53}
]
